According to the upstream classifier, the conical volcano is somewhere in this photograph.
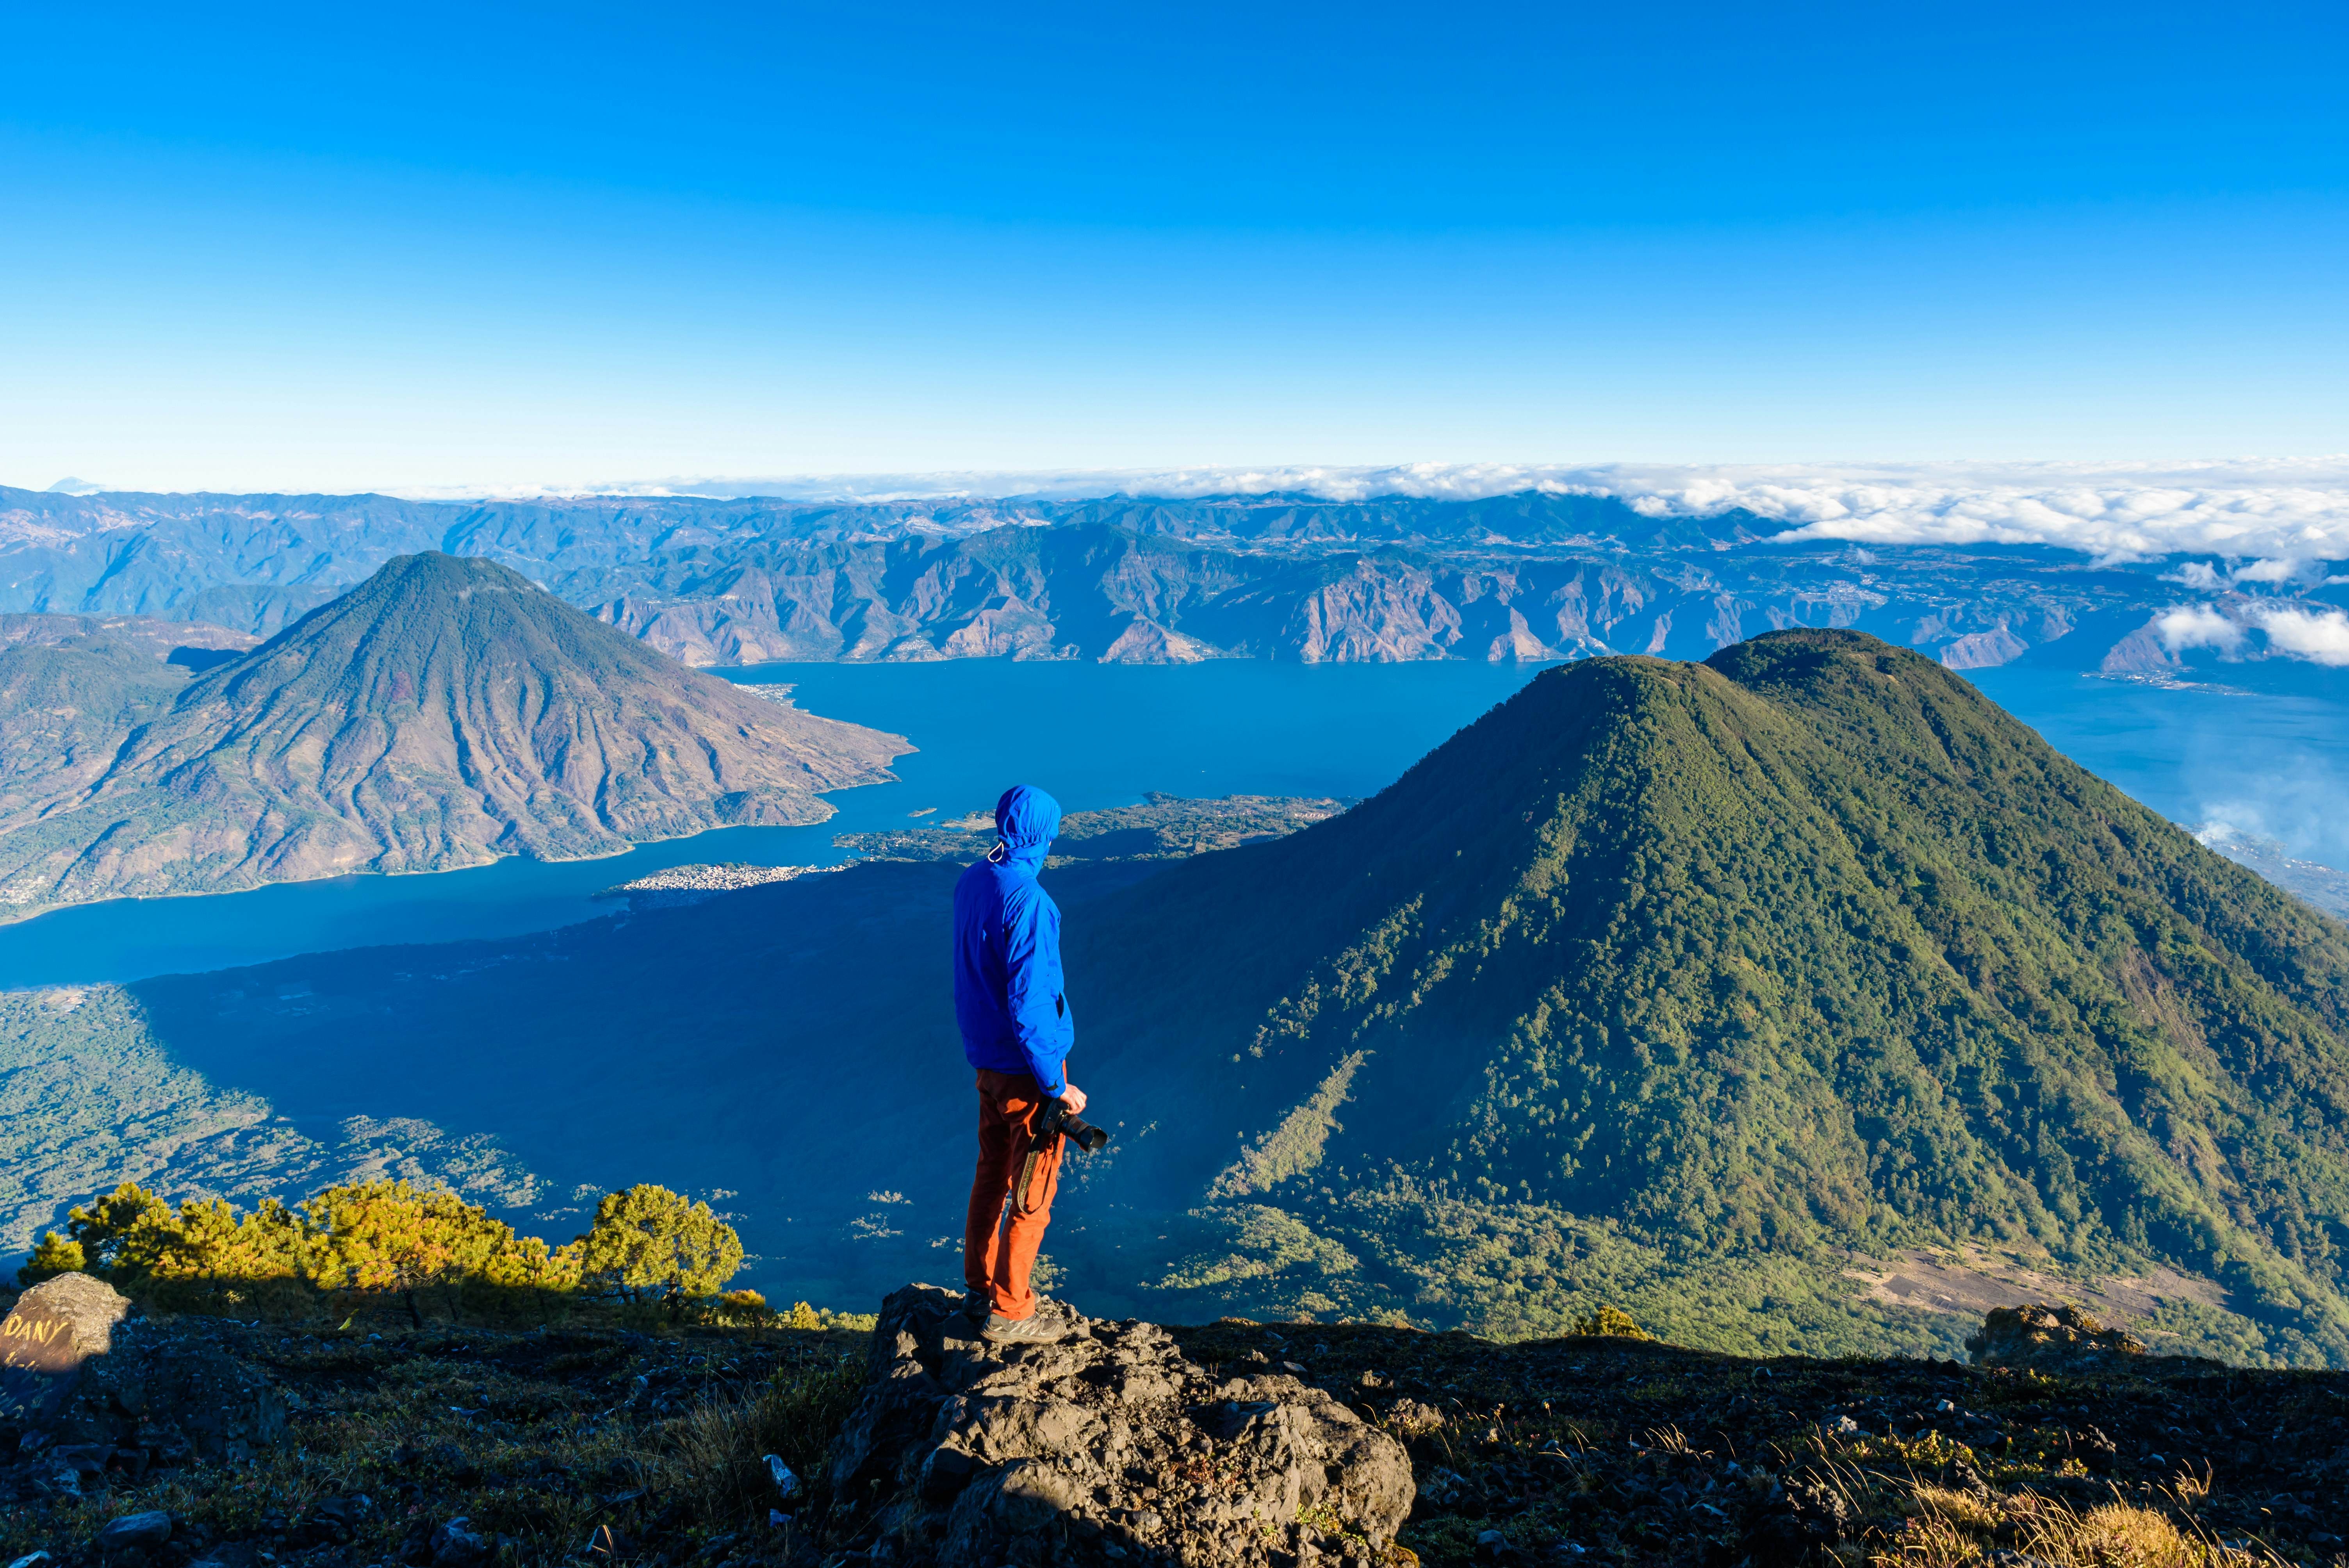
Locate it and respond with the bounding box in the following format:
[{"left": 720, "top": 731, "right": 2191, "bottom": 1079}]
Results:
[
  {"left": 0, "top": 552, "right": 906, "bottom": 912},
  {"left": 1071, "top": 629, "right": 2349, "bottom": 1362}
]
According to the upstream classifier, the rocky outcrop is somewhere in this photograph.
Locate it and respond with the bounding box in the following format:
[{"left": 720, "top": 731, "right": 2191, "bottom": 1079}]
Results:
[
  {"left": 2098, "top": 618, "right": 2185, "bottom": 677},
  {"left": 829, "top": 1284, "right": 1414, "bottom": 1566},
  {"left": 1964, "top": 1303, "right": 2148, "bottom": 1369},
  {"left": 1935, "top": 624, "right": 2029, "bottom": 670}
]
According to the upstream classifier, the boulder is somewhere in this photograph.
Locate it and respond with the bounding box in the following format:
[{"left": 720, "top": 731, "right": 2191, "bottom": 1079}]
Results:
[
  {"left": 1964, "top": 1304, "right": 2147, "bottom": 1369},
  {"left": 0, "top": 1274, "right": 131, "bottom": 1424},
  {"left": 1745, "top": 1476, "right": 1851, "bottom": 1565},
  {"left": 11, "top": 1276, "right": 129, "bottom": 1359},
  {"left": 93, "top": 1509, "right": 173, "bottom": 1550},
  {"left": 428, "top": 1516, "right": 490, "bottom": 1566},
  {"left": 828, "top": 1283, "right": 1415, "bottom": 1566},
  {"left": 186, "top": 1549, "right": 258, "bottom": 1568}
]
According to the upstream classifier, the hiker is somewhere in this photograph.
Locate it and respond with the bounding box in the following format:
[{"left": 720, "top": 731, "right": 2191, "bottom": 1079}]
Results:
[{"left": 954, "top": 783, "right": 1083, "bottom": 1342}]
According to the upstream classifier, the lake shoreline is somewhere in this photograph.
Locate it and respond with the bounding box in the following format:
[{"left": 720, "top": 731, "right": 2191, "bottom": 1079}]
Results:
[{"left": 0, "top": 657, "right": 2335, "bottom": 989}]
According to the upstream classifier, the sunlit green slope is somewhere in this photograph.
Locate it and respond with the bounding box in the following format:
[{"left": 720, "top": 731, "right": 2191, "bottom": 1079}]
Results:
[{"left": 1069, "top": 629, "right": 2349, "bottom": 1363}]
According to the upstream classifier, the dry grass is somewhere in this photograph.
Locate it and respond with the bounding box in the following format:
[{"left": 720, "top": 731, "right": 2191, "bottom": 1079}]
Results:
[
  {"left": 1640, "top": 1424, "right": 1702, "bottom": 1456},
  {"left": 651, "top": 1355, "right": 868, "bottom": 1527},
  {"left": 1909, "top": 1484, "right": 2000, "bottom": 1534},
  {"left": 1762, "top": 1428, "right": 2292, "bottom": 1568},
  {"left": 1880, "top": 1486, "right": 2290, "bottom": 1568}
]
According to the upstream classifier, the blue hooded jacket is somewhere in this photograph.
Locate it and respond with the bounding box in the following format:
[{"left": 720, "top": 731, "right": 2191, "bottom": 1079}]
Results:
[{"left": 953, "top": 785, "right": 1074, "bottom": 1094}]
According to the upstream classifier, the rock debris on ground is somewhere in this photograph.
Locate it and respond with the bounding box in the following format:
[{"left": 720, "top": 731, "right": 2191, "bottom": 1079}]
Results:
[{"left": 0, "top": 1276, "right": 2341, "bottom": 1566}]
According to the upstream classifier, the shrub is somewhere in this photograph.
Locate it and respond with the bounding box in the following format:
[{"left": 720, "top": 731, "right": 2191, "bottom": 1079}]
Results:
[
  {"left": 137, "top": 1196, "right": 314, "bottom": 1318},
  {"left": 577, "top": 1185, "right": 745, "bottom": 1310},
  {"left": 304, "top": 1181, "right": 562, "bottom": 1327},
  {"left": 1570, "top": 1304, "right": 1656, "bottom": 1340},
  {"left": 61, "top": 1181, "right": 174, "bottom": 1272},
  {"left": 27, "top": 1176, "right": 764, "bottom": 1327},
  {"left": 698, "top": 1289, "right": 775, "bottom": 1327},
  {"left": 16, "top": 1231, "right": 84, "bottom": 1286}
]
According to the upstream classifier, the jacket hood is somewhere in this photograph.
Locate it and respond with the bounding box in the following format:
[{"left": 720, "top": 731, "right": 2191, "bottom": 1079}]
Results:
[{"left": 991, "top": 784, "right": 1061, "bottom": 871}]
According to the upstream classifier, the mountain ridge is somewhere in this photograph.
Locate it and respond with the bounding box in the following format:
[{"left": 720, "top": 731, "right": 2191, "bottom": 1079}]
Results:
[{"left": 2, "top": 482, "right": 2316, "bottom": 674}]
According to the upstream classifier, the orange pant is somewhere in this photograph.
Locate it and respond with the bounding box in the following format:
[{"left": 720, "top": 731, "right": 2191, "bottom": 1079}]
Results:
[{"left": 964, "top": 1069, "right": 1066, "bottom": 1321}]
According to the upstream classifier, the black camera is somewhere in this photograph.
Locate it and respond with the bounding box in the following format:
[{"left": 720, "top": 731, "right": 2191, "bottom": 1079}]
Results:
[{"left": 1037, "top": 1097, "right": 1110, "bottom": 1154}]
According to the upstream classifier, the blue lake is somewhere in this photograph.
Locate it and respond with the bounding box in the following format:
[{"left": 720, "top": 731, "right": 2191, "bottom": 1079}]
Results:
[
  {"left": 0, "top": 655, "right": 2339, "bottom": 988},
  {"left": 0, "top": 659, "right": 1549, "bottom": 986},
  {"left": 1966, "top": 666, "right": 2349, "bottom": 866}
]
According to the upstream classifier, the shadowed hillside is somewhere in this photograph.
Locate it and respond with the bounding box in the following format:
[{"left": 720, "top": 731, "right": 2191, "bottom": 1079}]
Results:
[{"left": 118, "top": 858, "right": 1151, "bottom": 1304}]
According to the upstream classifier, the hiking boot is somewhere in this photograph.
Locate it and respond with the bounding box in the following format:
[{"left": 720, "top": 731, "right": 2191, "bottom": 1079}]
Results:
[
  {"left": 959, "top": 1288, "right": 989, "bottom": 1321},
  {"left": 980, "top": 1311, "right": 1064, "bottom": 1345}
]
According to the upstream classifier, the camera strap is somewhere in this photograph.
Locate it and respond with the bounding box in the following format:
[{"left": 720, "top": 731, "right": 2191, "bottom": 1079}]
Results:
[{"left": 1012, "top": 1109, "right": 1062, "bottom": 1218}]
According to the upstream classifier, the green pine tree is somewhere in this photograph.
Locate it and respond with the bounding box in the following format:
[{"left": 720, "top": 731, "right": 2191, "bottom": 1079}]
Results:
[
  {"left": 577, "top": 1185, "right": 744, "bottom": 1310},
  {"left": 16, "top": 1231, "right": 84, "bottom": 1287}
]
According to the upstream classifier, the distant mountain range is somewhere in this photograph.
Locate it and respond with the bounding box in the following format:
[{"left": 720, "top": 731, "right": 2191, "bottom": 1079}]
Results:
[
  {"left": 68, "top": 631, "right": 2349, "bottom": 1366},
  {"left": 3, "top": 483, "right": 2338, "bottom": 673},
  {"left": 0, "top": 552, "right": 904, "bottom": 916}
]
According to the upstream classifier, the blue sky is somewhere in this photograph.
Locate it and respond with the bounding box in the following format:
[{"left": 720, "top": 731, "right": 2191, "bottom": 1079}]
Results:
[{"left": 2, "top": 0, "right": 2344, "bottom": 492}]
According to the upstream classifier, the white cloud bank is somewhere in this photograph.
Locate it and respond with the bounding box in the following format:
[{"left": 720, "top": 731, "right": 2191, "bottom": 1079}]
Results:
[
  {"left": 2155, "top": 604, "right": 2248, "bottom": 655},
  {"left": 427, "top": 457, "right": 2349, "bottom": 563},
  {"left": 2251, "top": 605, "right": 2349, "bottom": 667},
  {"left": 2157, "top": 599, "right": 2349, "bottom": 667}
]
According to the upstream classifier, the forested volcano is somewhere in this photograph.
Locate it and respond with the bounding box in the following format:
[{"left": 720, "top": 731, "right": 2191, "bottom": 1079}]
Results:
[
  {"left": 0, "top": 552, "right": 905, "bottom": 914},
  {"left": 1065, "top": 629, "right": 2349, "bottom": 1361}
]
